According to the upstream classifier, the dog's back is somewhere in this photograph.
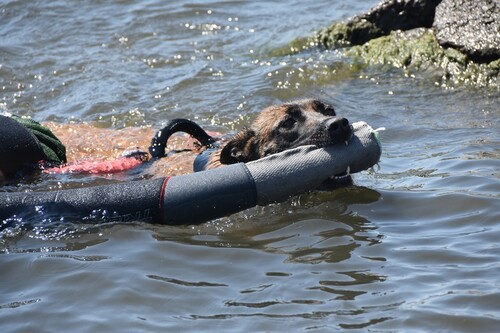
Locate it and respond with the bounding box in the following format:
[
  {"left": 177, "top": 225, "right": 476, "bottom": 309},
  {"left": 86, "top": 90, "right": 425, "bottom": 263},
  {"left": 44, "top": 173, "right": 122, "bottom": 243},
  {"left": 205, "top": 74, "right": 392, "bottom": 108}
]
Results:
[{"left": 47, "top": 99, "right": 351, "bottom": 177}]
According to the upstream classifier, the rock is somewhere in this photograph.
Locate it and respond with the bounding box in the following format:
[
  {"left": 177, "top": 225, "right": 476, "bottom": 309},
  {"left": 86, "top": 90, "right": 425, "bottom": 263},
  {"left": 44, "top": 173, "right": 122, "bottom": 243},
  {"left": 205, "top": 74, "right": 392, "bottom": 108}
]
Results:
[
  {"left": 311, "top": 0, "right": 500, "bottom": 87},
  {"left": 347, "top": 28, "right": 500, "bottom": 87},
  {"left": 317, "top": 0, "right": 500, "bottom": 63},
  {"left": 318, "top": 0, "right": 442, "bottom": 47},
  {"left": 433, "top": 0, "right": 500, "bottom": 63}
]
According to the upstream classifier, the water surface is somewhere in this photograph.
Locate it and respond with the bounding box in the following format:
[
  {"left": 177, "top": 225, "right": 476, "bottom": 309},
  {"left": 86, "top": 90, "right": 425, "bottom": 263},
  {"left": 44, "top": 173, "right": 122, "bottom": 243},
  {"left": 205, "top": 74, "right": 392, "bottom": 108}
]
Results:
[{"left": 1, "top": 1, "right": 499, "bottom": 332}]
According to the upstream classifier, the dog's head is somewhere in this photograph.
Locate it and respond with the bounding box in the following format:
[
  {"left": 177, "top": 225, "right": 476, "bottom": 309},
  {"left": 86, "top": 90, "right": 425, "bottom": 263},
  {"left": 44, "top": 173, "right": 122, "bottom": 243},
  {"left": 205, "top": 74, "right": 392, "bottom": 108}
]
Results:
[{"left": 219, "top": 99, "right": 352, "bottom": 164}]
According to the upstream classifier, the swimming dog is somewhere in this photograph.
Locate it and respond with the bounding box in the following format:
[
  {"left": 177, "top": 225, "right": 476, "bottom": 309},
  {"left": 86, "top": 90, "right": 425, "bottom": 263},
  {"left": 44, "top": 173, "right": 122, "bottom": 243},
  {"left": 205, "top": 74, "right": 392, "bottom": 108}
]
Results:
[
  {"left": 203, "top": 98, "right": 352, "bottom": 169},
  {"left": 46, "top": 99, "right": 352, "bottom": 179}
]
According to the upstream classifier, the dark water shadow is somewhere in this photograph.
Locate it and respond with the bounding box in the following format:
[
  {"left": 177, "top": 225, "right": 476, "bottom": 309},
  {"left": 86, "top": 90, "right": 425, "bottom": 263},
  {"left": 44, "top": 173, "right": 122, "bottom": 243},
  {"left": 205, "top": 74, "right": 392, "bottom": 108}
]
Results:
[{"left": 152, "top": 185, "right": 383, "bottom": 262}]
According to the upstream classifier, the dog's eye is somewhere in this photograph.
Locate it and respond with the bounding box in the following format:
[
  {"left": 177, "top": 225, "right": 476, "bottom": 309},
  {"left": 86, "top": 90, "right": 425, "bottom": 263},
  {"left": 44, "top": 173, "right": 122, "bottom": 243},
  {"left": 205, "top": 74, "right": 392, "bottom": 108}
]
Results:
[{"left": 281, "top": 117, "right": 296, "bottom": 130}]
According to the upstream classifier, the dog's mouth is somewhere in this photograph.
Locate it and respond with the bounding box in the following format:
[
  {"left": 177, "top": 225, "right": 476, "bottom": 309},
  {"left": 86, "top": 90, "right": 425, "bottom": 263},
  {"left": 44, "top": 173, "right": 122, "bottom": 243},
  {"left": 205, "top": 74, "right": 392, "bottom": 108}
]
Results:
[
  {"left": 318, "top": 136, "right": 353, "bottom": 189},
  {"left": 331, "top": 166, "right": 351, "bottom": 181},
  {"left": 313, "top": 124, "right": 354, "bottom": 148},
  {"left": 319, "top": 166, "right": 352, "bottom": 189},
  {"left": 328, "top": 126, "right": 353, "bottom": 182}
]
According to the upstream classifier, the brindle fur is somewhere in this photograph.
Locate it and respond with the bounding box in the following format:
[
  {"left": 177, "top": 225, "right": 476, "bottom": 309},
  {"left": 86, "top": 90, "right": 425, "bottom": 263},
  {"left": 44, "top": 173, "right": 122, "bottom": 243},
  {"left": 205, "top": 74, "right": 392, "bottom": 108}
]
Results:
[
  {"left": 206, "top": 98, "right": 351, "bottom": 169},
  {"left": 47, "top": 98, "right": 350, "bottom": 176}
]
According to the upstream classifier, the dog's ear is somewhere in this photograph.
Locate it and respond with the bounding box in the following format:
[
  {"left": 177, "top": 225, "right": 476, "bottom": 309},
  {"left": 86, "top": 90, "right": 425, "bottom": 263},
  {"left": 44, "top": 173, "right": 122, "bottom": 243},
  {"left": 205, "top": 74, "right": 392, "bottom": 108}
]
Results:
[
  {"left": 219, "top": 129, "right": 258, "bottom": 164},
  {"left": 312, "top": 100, "right": 336, "bottom": 116}
]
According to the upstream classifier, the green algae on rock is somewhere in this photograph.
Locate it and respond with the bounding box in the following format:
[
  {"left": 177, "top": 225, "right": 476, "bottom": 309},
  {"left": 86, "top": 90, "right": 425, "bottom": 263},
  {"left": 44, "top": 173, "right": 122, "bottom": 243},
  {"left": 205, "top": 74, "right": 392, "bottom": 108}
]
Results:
[
  {"left": 269, "top": 36, "right": 317, "bottom": 58},
  {"left": 311, "top": 0, "right": 499, "bottom": 88},
  {"left": 346, "top": 29, "right": 499, "bottom": 88},
  {"left": 317, "top": 21, "right": 381, "bottom": 49}
]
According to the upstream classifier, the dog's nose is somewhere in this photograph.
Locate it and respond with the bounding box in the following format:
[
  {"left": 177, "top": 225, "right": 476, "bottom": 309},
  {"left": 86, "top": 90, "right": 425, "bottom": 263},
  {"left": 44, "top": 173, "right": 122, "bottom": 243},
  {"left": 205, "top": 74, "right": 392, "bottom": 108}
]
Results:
[{"left": 327, "top": 117, "right": 351, "bottom": 142}]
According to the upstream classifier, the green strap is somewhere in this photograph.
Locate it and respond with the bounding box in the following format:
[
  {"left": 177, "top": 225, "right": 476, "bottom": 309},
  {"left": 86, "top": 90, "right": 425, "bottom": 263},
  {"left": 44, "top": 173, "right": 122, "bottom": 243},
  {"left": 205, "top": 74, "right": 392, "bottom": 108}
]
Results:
[{"left": 11, "top": 115, "right": 67, "bottom": 164}]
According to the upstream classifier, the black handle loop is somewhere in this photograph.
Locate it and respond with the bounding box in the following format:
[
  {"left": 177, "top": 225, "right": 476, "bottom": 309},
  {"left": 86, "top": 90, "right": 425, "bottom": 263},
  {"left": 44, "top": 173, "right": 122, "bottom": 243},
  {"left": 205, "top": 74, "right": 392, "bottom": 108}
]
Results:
[{"left": 148, "top": 119, "right": 216, "bottom": 158}]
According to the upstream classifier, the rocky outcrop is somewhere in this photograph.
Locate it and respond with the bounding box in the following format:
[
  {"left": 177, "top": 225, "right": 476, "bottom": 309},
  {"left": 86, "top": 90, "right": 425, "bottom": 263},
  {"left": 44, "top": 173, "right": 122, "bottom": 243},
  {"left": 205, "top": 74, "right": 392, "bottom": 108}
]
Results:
[
  {"left": 318, "top": 0, "right": 441, "bottom": 47},
  {"left": 433, "top": 0, "right": 499, "bottom": 63},
  {"left": 346, "top": 28, "right": 499, "bottom": 87},
  {"left": 314, "top": 0, "right": 499, "bottom": 87},
  {"left": 317, "top": 0, "right": 499, "bottom": 64}
]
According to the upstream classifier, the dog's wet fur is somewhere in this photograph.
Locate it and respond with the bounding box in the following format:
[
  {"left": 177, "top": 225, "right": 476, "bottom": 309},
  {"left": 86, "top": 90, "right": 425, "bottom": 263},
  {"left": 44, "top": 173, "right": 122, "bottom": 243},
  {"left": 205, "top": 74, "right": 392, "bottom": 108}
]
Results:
[
  {"left": 47, "top": 99, "right": 352, "bottom": 178},
  {"left": 206, "top": 98, "right": 352, "bottom": 169}
]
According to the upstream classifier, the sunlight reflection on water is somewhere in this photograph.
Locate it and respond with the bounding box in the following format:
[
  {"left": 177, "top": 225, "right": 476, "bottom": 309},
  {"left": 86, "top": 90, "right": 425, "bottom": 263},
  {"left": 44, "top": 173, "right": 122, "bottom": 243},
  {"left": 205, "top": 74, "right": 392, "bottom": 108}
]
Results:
[{"left": 1, "top": 0, "right": 499, "bottom": 332}]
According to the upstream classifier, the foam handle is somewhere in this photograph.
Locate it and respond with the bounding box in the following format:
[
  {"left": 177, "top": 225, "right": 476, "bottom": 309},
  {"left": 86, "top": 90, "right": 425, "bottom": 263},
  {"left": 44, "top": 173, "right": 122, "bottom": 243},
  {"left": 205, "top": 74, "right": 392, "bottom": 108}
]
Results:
[
  {"left": 0, "top": 178, "right": 166, "bottom": 224},
  {"left": 246, "top": 121, "right": 381, "bottom": 205},
  {"left": 161, "top": 163, "right": 257, "bottom": 224}
]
